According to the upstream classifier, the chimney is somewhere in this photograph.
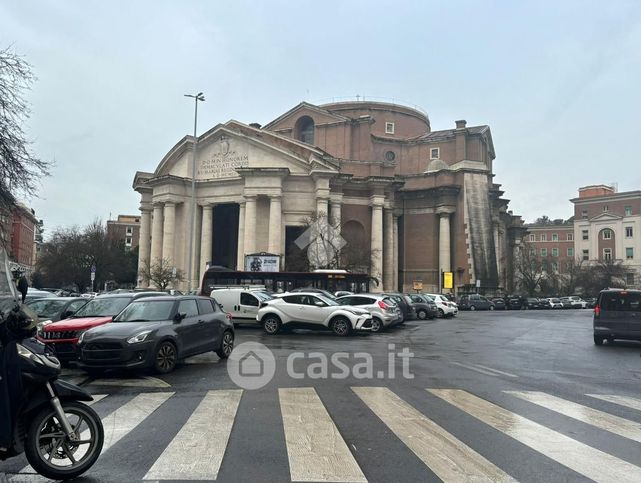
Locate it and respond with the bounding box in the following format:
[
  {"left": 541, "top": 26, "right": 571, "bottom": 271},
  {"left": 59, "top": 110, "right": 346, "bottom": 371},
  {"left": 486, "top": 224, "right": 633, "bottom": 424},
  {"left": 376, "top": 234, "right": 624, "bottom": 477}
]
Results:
[
  {"left": 455, "top": 120, "right": 467, "bottom": 129},
  {"left": 249, "top": 122, "right": 262, "bottom": 129}
]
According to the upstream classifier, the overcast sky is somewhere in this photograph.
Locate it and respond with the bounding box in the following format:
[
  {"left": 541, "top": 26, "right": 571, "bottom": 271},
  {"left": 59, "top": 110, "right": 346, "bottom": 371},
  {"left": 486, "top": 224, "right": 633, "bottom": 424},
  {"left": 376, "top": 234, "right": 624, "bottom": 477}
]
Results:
[{"left": 2, "top": 0, "right": 640, "bottom": 233}]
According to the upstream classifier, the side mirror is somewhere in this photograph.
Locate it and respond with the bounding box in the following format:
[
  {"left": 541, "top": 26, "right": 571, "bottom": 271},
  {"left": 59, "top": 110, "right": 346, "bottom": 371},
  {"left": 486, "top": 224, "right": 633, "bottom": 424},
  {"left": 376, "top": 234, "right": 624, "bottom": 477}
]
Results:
[
  {"left": 174, "top": 312, "right": 186, "bottom": 323},
  {"left": 315, "top": 301, "right": 325, "bottom": 307}
]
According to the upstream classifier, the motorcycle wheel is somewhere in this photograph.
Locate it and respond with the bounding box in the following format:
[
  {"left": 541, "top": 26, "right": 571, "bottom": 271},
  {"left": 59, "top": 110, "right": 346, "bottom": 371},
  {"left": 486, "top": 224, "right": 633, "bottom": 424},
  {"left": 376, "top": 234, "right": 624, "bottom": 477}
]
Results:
[{"left": 25, "top": 401, "right": 104, "bottom": 480}]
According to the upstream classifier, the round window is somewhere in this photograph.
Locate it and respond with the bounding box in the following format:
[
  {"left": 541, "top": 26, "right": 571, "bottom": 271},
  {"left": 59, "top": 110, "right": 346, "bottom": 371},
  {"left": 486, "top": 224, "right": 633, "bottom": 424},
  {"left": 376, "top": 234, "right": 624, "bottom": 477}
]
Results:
[{"left": 385, "top": 151, "right": 396, "bottom": 161}]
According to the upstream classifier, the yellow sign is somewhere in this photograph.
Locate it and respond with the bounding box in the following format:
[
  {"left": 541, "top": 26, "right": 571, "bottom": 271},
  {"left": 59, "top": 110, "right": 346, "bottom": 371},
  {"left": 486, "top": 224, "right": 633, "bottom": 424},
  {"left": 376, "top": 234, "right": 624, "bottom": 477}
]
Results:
[
  {"left": 412, "top": 280, "right": 423, "bottom": 291},
  {"left": 443, "top": 272, "right": 453, "bottom": 289}
]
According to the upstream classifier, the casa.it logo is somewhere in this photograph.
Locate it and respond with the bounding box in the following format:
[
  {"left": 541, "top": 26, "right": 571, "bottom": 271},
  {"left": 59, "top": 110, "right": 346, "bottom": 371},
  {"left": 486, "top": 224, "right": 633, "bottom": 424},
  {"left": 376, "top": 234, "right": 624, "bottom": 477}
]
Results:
[
  {"left": 295, "top": 216, "right": 346, "bottom": 268},
  {"left": 227, "top": 342, "right": 276, "bottom": 390}
]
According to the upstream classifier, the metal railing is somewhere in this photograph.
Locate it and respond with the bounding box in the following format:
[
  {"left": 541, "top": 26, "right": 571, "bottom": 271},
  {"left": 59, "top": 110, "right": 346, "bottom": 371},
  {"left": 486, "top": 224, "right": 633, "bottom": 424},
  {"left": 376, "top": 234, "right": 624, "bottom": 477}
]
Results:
[{"left": 314, "top": 95, "right": 428, "bottom": 117}]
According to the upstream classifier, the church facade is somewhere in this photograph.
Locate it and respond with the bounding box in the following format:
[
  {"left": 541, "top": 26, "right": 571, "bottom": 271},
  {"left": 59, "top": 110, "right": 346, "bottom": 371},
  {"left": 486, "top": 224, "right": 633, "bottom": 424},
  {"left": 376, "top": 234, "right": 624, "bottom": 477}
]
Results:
[{"left": 133, "top": 100, "right": 524, "bottom": 293}]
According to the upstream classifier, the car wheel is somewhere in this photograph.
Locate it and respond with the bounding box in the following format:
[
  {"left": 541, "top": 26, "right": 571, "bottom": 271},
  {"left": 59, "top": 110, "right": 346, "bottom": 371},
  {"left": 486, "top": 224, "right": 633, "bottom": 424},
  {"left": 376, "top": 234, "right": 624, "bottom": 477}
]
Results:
[
  {"left": 470, "top": 305, "right": 476, "bottom": 311},
  {"left": 489, "top": 305, "right": 495, "bottom": 311},
  {"left": 607, "top": 336, "right": 614, "bottom": 344},
  {"left": 216, "top": 331, "right": 234, "bottom": 359},
  {"left": 417, "top": 309, "right": 427, "bottom": 320},
  {"left": 262, "top": 315, "right": 281, "bottom": 335},
  {"left": 154, "top": 341, "right": 177, "bottom": 374},
  {"left": 371, "top": 318, "right": 383, "bottom": 333},
  {"left": 593, "top": 334, "right": 605, "bottom": 346},
  {"left": 438, "top": 308, "right": 445, "bottom": 317},
  {"left": 331, "top": 317, "right": 351, "bottom": 337}
]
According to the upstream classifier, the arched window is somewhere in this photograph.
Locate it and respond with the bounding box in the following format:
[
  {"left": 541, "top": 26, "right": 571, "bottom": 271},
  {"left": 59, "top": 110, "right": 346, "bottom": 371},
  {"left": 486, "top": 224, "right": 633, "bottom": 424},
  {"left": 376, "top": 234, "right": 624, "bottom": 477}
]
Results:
[{"left": 296, "top": 116, "right": 315, "bottom": 145}]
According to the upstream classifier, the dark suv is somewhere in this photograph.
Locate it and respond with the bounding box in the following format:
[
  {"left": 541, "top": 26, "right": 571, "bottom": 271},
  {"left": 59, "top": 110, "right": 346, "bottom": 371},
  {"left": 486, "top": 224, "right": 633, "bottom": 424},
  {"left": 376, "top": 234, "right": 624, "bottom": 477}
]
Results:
[{"left": 593, "top": 289, "right": 641, "bottom": 345}]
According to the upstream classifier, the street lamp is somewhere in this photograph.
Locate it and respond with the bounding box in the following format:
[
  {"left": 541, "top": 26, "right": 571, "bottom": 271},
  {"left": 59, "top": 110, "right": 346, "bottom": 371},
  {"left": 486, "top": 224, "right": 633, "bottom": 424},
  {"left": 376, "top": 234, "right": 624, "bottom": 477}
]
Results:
[{"left": 184, "top": 92, "right": 205, "bottom": 293}]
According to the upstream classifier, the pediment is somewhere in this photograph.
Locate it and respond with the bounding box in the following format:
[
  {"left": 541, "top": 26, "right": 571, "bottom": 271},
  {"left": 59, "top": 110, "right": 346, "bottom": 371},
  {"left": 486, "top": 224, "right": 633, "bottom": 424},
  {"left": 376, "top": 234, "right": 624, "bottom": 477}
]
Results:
[
  {"left": 263, "top": 102, "right": 350, "bottom": 131},
  {"left": 154, "top": 121, "right": 338, "bottom": 181},
  {"left": 590, "top": 212, "right": 622, "bottom": 222}
]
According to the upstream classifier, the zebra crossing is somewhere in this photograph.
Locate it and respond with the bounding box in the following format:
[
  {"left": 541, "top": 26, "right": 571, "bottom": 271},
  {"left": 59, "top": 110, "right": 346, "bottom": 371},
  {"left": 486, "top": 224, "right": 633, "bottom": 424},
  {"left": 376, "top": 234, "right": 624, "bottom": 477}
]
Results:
[{"left": 5, "top": 387, "right": 641, "bottom": 482}]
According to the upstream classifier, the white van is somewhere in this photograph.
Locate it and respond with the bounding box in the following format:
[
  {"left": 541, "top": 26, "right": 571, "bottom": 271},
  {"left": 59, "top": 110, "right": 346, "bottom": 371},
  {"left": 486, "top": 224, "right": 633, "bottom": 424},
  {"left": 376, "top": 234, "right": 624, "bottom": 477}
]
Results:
[{"left": 210, "top": 288, "right": 273, "bottom": 324}]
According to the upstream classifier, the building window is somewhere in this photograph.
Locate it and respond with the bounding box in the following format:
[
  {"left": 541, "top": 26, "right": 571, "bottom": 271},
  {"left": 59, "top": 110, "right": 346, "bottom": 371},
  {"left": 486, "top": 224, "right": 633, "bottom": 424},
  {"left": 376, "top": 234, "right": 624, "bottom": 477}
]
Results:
[
  {"left": 541, "top": 248, "right": 547, "bottom": 257},
  {"left": 552, "top": 233, "right": 558, "bottom": 241},
  {"left": 125, "top": 237, "right": 132, "bottom": 247},
  {"left": 626, "top": 247, "right": 634, "bottom": 259},
  {"left": 582, "top": 210, "right": 588, "bottom": 219},
  {"left": 567, "top": 247, "right": 574, "bottom": 257},
  {"left": 567, "top": 233, "right": 574, "bottom": 241},
  {"left": 582, "top": 230, "right": 589, "bottom": 240},
  {"left": 126, "top": 226, "right": 133, "bottom": 235},
  {"left": 430, "top": 147, "right": 440, "bottom": 159},
  {"left": 626, "top": 226, "right": 633, "bottom": 238},
  {"left": 603, "top": 229, "right": 612, "bottom": 240},
  {"left": 529, "top": 234, "right": 535, "bottom": 242},
  {"left": 626, "top": 273, "right": 635, "bottom": 285},
  {"left": 296, "top": 116, "right": 315, "bottom": 144},
  {"left": 385, "top": 122, "right": 395, "bottom": 134},
  {"left": 541, "top": 234, "right": 547, "bottom": 242},
  {"left": 552, "top": 248, "right": 559, "bottom": 257},
  {"left": 551, "top": 261, "right": 559, "bottom": 272},
  {"left": 582, "top": 249, "right": 589, "bottom": 261},
  {"left": 603, "top": 205, "right": 609, "bottom": 213},
  {"left": 625, "top": 206, "right": 632, "bottom": 216},
  {"left": 604, "top": 248, "right": 612, "bottom": 261}
]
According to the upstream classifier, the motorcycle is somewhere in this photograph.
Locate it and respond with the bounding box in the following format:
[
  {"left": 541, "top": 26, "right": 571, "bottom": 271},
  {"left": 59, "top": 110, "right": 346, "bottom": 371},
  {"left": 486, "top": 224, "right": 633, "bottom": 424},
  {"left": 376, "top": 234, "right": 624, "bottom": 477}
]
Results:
[{"left": 0, "top": 249, "right": 104, "bottom": 480}]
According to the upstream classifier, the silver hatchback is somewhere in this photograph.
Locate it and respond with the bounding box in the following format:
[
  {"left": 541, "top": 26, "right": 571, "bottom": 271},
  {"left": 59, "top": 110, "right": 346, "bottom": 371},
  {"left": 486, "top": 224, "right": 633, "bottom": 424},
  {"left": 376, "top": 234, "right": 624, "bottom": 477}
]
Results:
[{"left": 336, "top": 294, "right": 403, "bottom": 333}]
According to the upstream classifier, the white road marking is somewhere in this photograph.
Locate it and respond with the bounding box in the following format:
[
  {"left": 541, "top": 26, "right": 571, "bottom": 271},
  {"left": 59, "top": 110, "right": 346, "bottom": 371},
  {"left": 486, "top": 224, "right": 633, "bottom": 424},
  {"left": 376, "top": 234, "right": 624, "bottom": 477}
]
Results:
[
  {"left": 430, "top": 389, "right": 641, "bottom": 482},
  {"left": 88, "top": 394, "right": 107, "bottom": 405},
  {"left": 353, "top": 387, "right": 515, "bottom": 482},
  {"left": 588, "top": 394, "right": 641, "bottom": 412},
  {"left": 17, "top": 392, "right": 173, "bottom": 477},
  {"left": 86, "top": 376, "right": 170, "bottom": 388},
  {"left": 451, "top": 361, "right": 517, "bottom": 378},
  {"left": 507, "top": 391, "right": 641, "bottom": 443},
  {"left": 279, "top": 387, "right": 367, "bottom": 482},
  {"left": 143, "top": 390, "right": 242, "bottom": 481}
]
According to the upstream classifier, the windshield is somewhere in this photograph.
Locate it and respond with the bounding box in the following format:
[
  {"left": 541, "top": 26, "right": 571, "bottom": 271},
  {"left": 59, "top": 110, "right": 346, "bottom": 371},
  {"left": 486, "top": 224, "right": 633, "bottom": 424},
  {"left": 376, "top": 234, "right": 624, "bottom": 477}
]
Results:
[
  {"left": 254, "top": 291, "right": 273, "bottom": 301},
  {"left": 316, "top": 294, "right": 339, "bottom": 306},
  {"left": 114, "top": 300, "right": 175, "bottom": 322},
  {"left": 74, "top": 297, "right": 131, "bottom": 317},
  {"left": 27, "top": 299, "right": 67, "bottom": 317}
]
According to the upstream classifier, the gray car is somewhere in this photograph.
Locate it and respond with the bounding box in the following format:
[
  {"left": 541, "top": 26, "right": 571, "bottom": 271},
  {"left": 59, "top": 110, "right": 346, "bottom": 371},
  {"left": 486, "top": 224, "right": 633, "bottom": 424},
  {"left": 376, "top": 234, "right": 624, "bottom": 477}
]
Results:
[
  {"left": 78, "top": 296, "right": 234, "bottom": 374},
  {"left": 336, "top": 294, "right": 402, "bottom": 332},
  {"left": 593, "top": 288, "right": 641, "bottom": 345}
]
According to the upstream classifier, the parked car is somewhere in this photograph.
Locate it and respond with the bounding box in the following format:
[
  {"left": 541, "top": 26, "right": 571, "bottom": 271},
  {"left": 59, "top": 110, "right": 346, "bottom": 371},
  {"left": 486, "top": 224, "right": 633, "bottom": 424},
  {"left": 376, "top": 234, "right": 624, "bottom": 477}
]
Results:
[
  {"left": 523, "top": 297, "right": 543, "bottom": 309},
  {"left": 424, "top": 293, "right": 458, "bottom": 317},
  {"left": 405, "top": 294, "right": 439, "bottom": 320},
  {"left": 37, "top": 291, "right": 167, "bottom": 362},
  {"left": 542, "top": 298, "right": 564, "bottom": 309},
  {"left": 334, "top": 291, "right": 353, "bottom": 298},
  {"left": 457, "top": 294, "right": 495, "bottom": 311},
  {"left": 289, "top": 287, "right": 337, "bottom": 300},
  {"left": 26, "top": 297, "right": 89, "bottom": 323},
  {"left": 337, "top": 294, "right": 402, "bottom": 332},
  {"left": 380, "top": 293, "right": 415, "bottom": 321},
  {"left": 257, "top": 292, "right": 373, "bottom": 336},
  {"left": 25, "top": 288, "right": 57, "bottom": 302},
  {"left": 593, "top": 289, "right": 641, "bottom": 345},
  {"left": 584, "top": 297, "right": 597, "bottom": 308},
  {"left": 210, "top": 288, "right": 273, "bottom": 324},
  {"left": 505, "top": 296, "right": 525, "bottom": 310},
  {"left": 491, "top": 298, "right": 507, "bottom": 310},
  {"left": 559, "top": 297, "right": 574, "bottom": 309},
  {"left": 566, "top": 295, "right": 589, "bottom": 309},
  {"left": 78, "top": 296, "right": 234, "bottom": 374}
]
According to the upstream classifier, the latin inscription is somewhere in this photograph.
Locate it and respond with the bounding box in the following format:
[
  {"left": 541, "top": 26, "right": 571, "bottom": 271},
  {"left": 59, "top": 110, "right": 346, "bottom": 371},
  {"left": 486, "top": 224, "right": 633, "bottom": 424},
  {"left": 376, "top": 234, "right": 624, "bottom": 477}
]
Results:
[{"left": 197, "top": 150, "right": 249, "bottom": 178}]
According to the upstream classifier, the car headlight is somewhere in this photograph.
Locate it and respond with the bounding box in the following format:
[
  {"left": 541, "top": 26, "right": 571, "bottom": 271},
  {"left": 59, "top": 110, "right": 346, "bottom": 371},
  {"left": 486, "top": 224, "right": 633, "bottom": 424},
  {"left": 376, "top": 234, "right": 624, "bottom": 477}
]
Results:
[
  {"left": 16, "top": 343, "right": 45, "bottom": 365},
  {"left": 127, "top": 330, "right": 152, "bottom": 344},
  {"left": 77, "top": 330, "right": 87, "bottom": 344}
]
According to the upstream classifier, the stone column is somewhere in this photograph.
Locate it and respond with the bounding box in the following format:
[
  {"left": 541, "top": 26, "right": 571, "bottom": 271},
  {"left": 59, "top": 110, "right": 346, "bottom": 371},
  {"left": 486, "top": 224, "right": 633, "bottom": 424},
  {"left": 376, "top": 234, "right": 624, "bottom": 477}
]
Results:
[
  {"left": 243, "top": 195, "right": 257, "bottom": 256},
  {"left": 200, "top": 204, "right": 213, "bottom": 274},
  {"left": 383, "top": 208, "right": 394, "bottom": 291},
  {"left": 330, "top": 199, "right": 342, "bottom": 229},
  {"left": 190, "top": 205, "right": 202, "bottom": 291},
  {"left": 316, "top": 197, "right": 329, "bottom": 217},
  {"left": 393, "top": 214, "right": 399, "bottom": 291},
  {"left": 150, "top": 203, "right": 164, "bottom": 264},
  {"left": 268, "top": 196, "right": 282, "bottom": 255},
  {"left": 161, "top": 202, "right": 176, "bottom": 265},
  {"left": 237, "top": 201, "right": 245, "bottom": 270},
  {"left": 137, "top": 208, "right": 152, "bottom": 287},
  {"left": 493, "top": 223, "right": 501, "bottom": 285},
  {"left": 370, "top": 199, "right": 384, "bottom": 292},
  {"left": 438, "top": 212, "right": 452, "bottom": 289}
]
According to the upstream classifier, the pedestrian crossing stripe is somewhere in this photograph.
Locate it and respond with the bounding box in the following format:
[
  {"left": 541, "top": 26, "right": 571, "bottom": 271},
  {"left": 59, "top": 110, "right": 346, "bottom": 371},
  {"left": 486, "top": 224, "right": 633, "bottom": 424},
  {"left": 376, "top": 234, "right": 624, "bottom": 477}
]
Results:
[
  {"left": 8, "top": 388, "right": 641, "bottom": 482},
  {"left": 430, "top": 389, "right": 641, "bottom": 482}
]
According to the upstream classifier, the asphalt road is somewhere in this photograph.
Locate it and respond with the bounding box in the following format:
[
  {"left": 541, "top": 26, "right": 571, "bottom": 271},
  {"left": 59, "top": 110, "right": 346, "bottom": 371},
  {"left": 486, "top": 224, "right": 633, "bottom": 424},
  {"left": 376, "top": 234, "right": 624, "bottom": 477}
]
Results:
[{"left": 4, "top": 308, "right": 641, "bottom": 482}]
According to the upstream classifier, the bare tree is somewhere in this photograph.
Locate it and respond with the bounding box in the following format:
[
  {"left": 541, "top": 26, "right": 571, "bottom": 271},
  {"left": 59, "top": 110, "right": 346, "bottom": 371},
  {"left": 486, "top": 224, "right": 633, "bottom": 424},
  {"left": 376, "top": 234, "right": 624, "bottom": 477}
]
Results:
[
  {"left": 0, "top": 47, "right": 50, "bottom": 211},
  {"left": 139, "top": 257, "right": 184, "bottom": 290},
  {"left": 514, "top": 241, "right": 546, "bottom": 295}
]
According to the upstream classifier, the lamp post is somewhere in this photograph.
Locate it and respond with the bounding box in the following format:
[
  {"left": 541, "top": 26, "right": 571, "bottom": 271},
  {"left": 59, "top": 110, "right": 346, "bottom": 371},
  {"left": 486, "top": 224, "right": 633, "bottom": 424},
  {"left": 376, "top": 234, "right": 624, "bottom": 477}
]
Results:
[{"left": 184, "top": 92, "right": 205, "bottom": 293}]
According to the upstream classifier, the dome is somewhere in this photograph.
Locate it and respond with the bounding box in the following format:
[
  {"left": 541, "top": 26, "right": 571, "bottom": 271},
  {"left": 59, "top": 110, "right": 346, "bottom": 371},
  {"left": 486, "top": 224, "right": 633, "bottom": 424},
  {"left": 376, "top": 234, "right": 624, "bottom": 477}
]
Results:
[{"left": 426, "top": 159, "right": 450, "bottom": 173}]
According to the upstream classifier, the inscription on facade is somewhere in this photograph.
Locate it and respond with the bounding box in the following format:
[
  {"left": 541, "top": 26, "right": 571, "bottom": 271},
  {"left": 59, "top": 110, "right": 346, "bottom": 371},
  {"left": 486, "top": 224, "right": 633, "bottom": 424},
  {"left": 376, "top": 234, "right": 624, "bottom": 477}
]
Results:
[{"left": 197, "top": 150, "right": 249, "bottom": 178}]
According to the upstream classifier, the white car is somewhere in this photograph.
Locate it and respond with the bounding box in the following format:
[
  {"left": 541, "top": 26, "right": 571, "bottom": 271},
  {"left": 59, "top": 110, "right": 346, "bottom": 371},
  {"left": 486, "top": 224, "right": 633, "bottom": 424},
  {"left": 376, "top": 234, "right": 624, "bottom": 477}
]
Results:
[
  {"left": 424, "top": 293, "right": 458, "bottom": 317},
  {"left": 566, "top": 295, "right": 588, "bottom": 309},
  {"left": 210, "top": 287, "right": 273, "bottom": 324},
  {"left": 256, "top": 292, "right": 373, "bottom": 336}
]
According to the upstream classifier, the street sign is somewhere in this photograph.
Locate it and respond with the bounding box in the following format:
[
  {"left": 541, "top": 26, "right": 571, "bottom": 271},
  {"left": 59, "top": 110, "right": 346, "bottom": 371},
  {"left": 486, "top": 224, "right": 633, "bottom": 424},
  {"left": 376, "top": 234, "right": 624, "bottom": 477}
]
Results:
[
  {"left": 476, "top": 279, "right": 481, "bottom": 288},
  {"left": 443, "top": 272, "right": 453, "bottom": 289},
  {"left": 91, "top": 264, "right": 96, "bottom": 273},
  {"left": 412, "top": 280, "right": 423, "bottom": 291},
  {"left": 90, "top": 272, "right": 96, "bottom": 282}
]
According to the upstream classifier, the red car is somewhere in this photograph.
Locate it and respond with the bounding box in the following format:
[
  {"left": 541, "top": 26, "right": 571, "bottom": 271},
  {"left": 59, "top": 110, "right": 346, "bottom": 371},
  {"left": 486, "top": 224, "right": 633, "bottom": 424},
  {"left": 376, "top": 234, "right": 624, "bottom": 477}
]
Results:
[{"left": 37, "top": 291, "right": 166, "bottom": 362}]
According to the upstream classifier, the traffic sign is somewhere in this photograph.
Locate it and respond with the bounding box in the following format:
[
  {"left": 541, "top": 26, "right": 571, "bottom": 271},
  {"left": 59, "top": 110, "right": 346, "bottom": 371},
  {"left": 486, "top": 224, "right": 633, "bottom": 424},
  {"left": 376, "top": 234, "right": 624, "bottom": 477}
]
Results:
[
  {"left": 91, "top": 264, "right": 96, "bottom": 273},
  {"left": 91, "top": 272, "right": 96, "bottom": 282}
]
